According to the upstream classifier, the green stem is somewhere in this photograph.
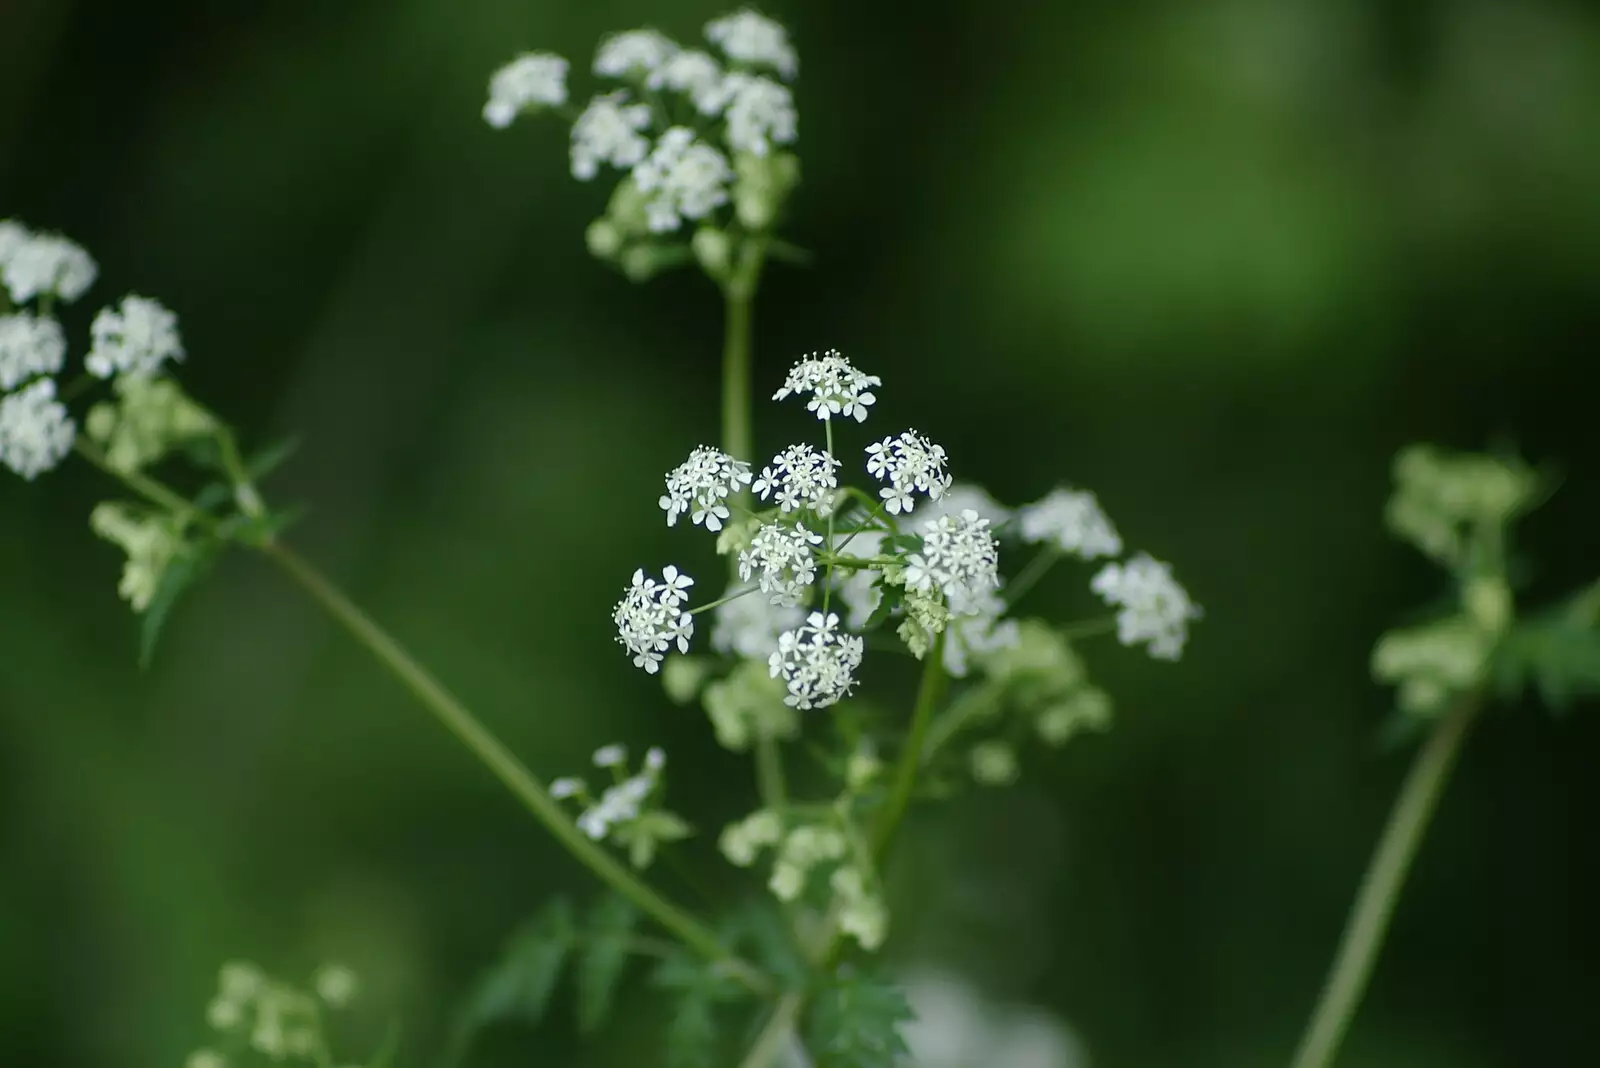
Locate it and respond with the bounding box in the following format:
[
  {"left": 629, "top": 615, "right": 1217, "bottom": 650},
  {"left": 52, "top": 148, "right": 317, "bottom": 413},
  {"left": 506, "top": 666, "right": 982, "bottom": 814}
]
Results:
[
  {"left": 1004, "top": 544, "right": 1062, "bottom": 606},
  {"left": 723, "top": 288, "right": 754, "bottom": 470},
  {"left": 73, "top": 439, "right": 208, "bottom": 526},
  {"left": 258, "top": 541, "right": 767, "bottom": 992},
  {"left": 738, "top": 992, "right": 804, "bottom": 1068},
  {"left": 870, "top": 633, "right": 947, "bottom": 859},
  {"left": 1287, "top": 697, "right": 1478, "bottom": 1068}
]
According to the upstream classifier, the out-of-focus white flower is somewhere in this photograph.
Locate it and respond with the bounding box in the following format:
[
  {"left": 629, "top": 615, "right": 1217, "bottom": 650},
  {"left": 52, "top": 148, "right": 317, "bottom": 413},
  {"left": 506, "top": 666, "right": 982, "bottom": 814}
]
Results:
[
  {"left": 773, "top": 349, "right": 880, "bottom": 422},
  {"left": 912, "top": 482, "right": 1013, "bottom": 528},
  {"left": 595, "top": 29, "right": 679, "bottom": 78},
  {"left": 738, "top": 522, "right": 823, "bottom": 607},
  {"left": 0, "top": 378, "right": 74, "bottom": 480},
  {"left": 570, "top": 91, "right": 654, "bottom": 180},
  {"left": 86, "top": 295, "right": 184, "bottom": 379},
  {"left": 660, "top": 444, "right": 753, "bottom": 531},
  {"left": 768, "top": 610, "right": 864, "bottom": 709},
  {"left": 0, "top": 312, "right": 66, "bottom": 390},
  {"left": 720, "top": 73, "right": 797, "bottom": 156},
  {"left": 633, "top": 127, "right": 734, "bottom": 232},
  {"left": 901, "top": 969, "right": 1088, "bottom": 1068},
  {"left": 89, "top": 502, "right": 184, "bottom": 611},
  {"left": 646, "top": 49, "right": 727, "bottom": 113},
  {"left": 712, "top": 585, "right": 805, "bottom": 659},
  {"left": 719, "top": 808, "right": 783, "bottom": 867},
  {"left": 312, "top": 964, "right": 358, "bottom": 1008},
  {"left": 85, "top": 374, "right": 217, "bottom": 474},
  {"left": 1091, "top": 552, "right": 1201, "bottom": 660},
  {"left": 705, "top": 9, "right": 798, "bottom": 80},
  {"left": 1019, "top": 487, "right": 1122, "bottom": 560},
  {"left": 613, "top": 566, "right": 696, "bottom": 673},
  {"left": 0, "top": 227, "right": 97, "bottom": 305},
  {"left": 753, "top": 442, "right": 840, "bottom": 513},
  {"left": 483, "top": 52, "right": 569, "bottom": 127},
  {"left": 185, "top": 1050, "right": 227, "bottom": 1068},
  {"left": 867, "top": 430, "right": 953, "bottom": 515},
  {"left": 550, "top": 776, "right": 585, "bottom": 799},
  {"left": 593, "top": 743, "right": 628, "bottom": 768},
  {"left": 942, "top": 589, "right": 1020, "bottom": 678}
]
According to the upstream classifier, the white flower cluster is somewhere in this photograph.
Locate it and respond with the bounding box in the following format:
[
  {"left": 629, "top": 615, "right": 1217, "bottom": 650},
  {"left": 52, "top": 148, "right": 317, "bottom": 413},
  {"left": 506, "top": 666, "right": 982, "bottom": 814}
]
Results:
[
  {"left": 754, "top": 441, "right": 840, "bottom": 512},
  {"left": 739, "top": 521, "right": 823, "bottom": 606},
  {"left": 720, "top": 811, "right": 886, "bottom": 949},
  {"left": 769, "top": 610, "right": 865, "bottom": 709},
  {"left": 1091, "top": 552, "right": 1201, "bottom": 660},
  {"left": 483, "top": 9, "right": 800, "bottom": 234},
  {"left": 773, "top": 349, "right": 881, "bottom": 422},
  {"left": 551, "top": 744, "right": 667, "bottom": 839},
  {"left": 660, "top": 444, "right": 753, "bottom": 531},
  {"left": 1019, "top": 486, "right": 1122, "bottom": 560},
  {"left": 192, "top": 960, "right": 355, "bottom": 1067},
  {"left": 867, "top": 429, "right": 953, "bottom": 514},
  {"left": 91, "top": 503, "right": 186, "bottom": 612},
  {"left": 0, "top": 219, "right": 97, "bottom": 305},
  {"left": 0, "top": 379, "right": 74, "bottom": 480},
  {"left": 87, "top": 294, "right": 185, "bottom": 379},
  {"left": 904, "top": 508, "right": 1000, "bottom": 608},
  {"left": 0, "top": 313, "right": 65, "bottom": 390},
  {"left": 613, "top": 566, "right": 696, "bottom": 673}
]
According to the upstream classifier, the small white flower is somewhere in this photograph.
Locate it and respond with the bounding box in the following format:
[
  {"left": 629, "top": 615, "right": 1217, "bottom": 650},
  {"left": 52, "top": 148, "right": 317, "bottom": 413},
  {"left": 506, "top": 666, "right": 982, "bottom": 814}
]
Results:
[
  {"left": 660, "top": 445, "right": 753, "bottom": 531},
  {"left": 86, "top": 295, "right": 184, "bottom": 379},
  {"left": 613, "top": 566, "right": 697, "bottom": 673},
  {"left": 720, "top": 74, "right": 797, "bottom": 157},
  {"left": 0, "top": 312, "right": 66, "bottom": 390},
  {"left": 1, "top": 229, "right": 97, "bottom": 304},
  {"left": 90, "top": 502, "right": 184, "bottom": 611},
  {"left": 866, "top": 429, "right": 952, "bottom": 514},
  {"left": 550, "top": 776, "right": 585, "bottom": 799},
  {"left": 705, "top": 9, "right": 798, "bottom": 80},
  {"left": 905, "top": 508, "right": 1001, "bottom": 607},
  {"left": 753, "top": 442, "right": 840, "bottom": 513},
  {"left": 483, "top": 52, "right": 569, "bottom": 128},
  {"left": 313, "top": 964, "right": 359, "bottom": 1008},
  {"left": 1020, "top": 487, "right": 1122, "bottom": 560},
  {"left": 595, "top": 29, "right": 679, "bottom": 78},
  {"left": 738, "top": 522, "right": 823, "bottom": 606},
  {"left": 1091, "top": 552, "right": 1202, "bottom": 660},
  {"left": 633, "top": 127, "right": 734, "bottom": 232},
  {"left": 942, "top": 589, "right": 1021, "bottom": 678},
  {"left": 768, "top": 610, "right": 865, "bottom": 709},
  {"left": 711, "top": 586, "right": 805, "bottom": 659},
  {"left": 0, "top": 378, "right": 74, "bottom": 480},
  {"left": 570, "top": 91, "right": 654, "bottom": 180},
  {"left": 644, "top": 745, "right": 666, "bottom": 771},
  {"left": 646, "top": 49, "right": 727, "bottom": 114},
  {"left": 593, "top": 743, "right": 628, "bottom": 768},
  {"left": 773, "top": 349, "right": 881, "bottom": 422}
]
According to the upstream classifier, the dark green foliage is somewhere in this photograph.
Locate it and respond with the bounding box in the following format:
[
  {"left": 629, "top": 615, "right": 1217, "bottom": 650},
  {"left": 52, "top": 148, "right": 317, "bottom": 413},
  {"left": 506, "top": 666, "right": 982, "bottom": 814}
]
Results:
[
  {"left": 139, "top": 541, "right": 217, "bottom": 669},
  {"left": 804, "top": 967, "right": 914, "bottom": 1068},
  {"left": 451, "top": 897, "right": 576, "bottom": 1054},
  {"left": 1495, "top": 584, "right": 1600, "bottom": 712},
  {"left": 651, "top": 950, "right": 747, "bottom": 1068},
  {"left": 575, "top": 895, "right": 640, "bottom": 1032}
]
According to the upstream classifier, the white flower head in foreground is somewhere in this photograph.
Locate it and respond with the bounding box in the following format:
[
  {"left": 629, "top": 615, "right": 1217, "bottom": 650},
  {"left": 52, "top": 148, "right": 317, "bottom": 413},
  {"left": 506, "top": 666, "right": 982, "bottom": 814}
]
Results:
[
  {"left": 773, "top": 349, "right": 881, "bottom": 422},
  {"left": 712, "top": 586, "right": 805, "bottom": 659},
  {"left": 905, "top": 508, "right": 1001, "bottom": 607},
  {"left": 720, "top": 74, "right": 797, "bottom": 157},
  {"left": 0, "top": 378, "right": 74, "bottom": 480},
  {"left": 633, "top": 127, "right": 734, "bottom": 232},
  {"left": 0, "top": 227, "right": 97, "bottom": 305},
  {"left": 738, "top": 522, "right": 822, "bottom": 606},
  {"left": 1020, "top": 486, "right": 1122, "bottom": 560},
  {"left": 645, "top": 49, "right": 727, "bottom": 114},
  {"left": 660, "top": 444, "right": 753, "bottom": 531},
  {"left": 570, "top": 91, "right": 653, "bottom": 180},
  {"left": 705, "top": 8, "right": 798, "bottom": 80},
  {"left": 86, "top": 295, "right": 184, "bottom": 379},
  {"left": 769, "top": 610, "right": 864, "bottom": 709},
  {"left": 595, "top": 29, "right": 679, "bottom": 78},
  {"left": 867, "top": 429, "right": 953, "bottom": 514},
  {"left": 0, "top": 312, "right": 66, "bottom": 390},
  {"left": 483, "top": 52, "right": 569, "bottom": 127},
  {"left": 1091, "top": 552, "right": 1201, "bottom": 660},
  {"left": 754, "top": 442, "right": 840, "bottom": 513},
  {"left": 613, "top": 566, "right": 696, "bottom": 673}
]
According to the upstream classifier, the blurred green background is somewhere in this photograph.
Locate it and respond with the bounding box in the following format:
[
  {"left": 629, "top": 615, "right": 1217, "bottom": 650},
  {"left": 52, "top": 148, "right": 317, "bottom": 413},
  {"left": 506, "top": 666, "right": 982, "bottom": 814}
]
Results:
[{"left": 4, "top": 1, "right": 1600, "bottom": 1065}]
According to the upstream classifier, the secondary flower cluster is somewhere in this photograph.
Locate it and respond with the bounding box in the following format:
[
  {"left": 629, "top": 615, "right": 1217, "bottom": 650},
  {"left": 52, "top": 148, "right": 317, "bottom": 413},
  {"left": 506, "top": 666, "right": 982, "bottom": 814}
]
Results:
[
  {"left": 188, "top": 960, "right": 358, "bottom": 1068},
  {"left": 550, "top": 744, "right": 690, "bottom": 868},
  {"left": 483, "top": 8, "right": 800, "bottom": 252},
  {"left": 1, "top": 220, "right": 191, "bottom": 482}
]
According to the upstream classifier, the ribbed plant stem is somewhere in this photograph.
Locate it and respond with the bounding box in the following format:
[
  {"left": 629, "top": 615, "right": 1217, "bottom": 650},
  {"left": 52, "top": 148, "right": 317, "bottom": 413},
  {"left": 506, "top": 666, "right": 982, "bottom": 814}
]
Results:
[{"left": 1288, "top": 698, "right": 1478, "bottom": 1068}]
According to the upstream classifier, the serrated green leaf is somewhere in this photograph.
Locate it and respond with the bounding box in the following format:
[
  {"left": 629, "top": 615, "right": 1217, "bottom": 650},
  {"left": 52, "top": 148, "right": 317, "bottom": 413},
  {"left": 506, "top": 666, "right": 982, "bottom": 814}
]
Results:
[
  {"left": 576, "top": 895, "right": 639, "bottom": 1032},
  {"left": 719, "top": 899, "right": 806, "bottom": 989},
  {"left": 862, "top": 583, "right": 904, "bottom": 632},
  {"left": 140, "top": 543, "right": 216, "bottom": 669},
  {"left": 1496, "top": 611, "right": 1600, "bottom": 713},
  {"left": 651, "top": 951, "right": 746, "bottom": 1068},
  {"left": 805, "top": 967, "right": 914, "bottom": 1068},
  {"left": 446, "top": 898, "right": 575, "bottom": 1066}
]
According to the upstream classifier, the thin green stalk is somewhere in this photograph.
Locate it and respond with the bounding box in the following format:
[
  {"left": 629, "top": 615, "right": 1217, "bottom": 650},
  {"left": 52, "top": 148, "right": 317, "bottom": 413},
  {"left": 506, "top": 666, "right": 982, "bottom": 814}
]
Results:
[
  {"left": 722, "top": 289, "right": 754, "bottom": 474},
  {"left": 259, "top": 540, "right": 767, "bottom": 992},
  {"left": 739, "top": 992, "right": 804, "bottom": 1068},
  {"left": 870, "top": 632, "right": 947, "bottom": 859},
  {"left": 1004, "top": 543, "right": 1062, "bottom": 606},
  {"left": 74, "top": 439, "right": 208, "bottom": 525},
  {"left": 1288, "top": 697, "right": 1478, "bottom": 1068}
]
